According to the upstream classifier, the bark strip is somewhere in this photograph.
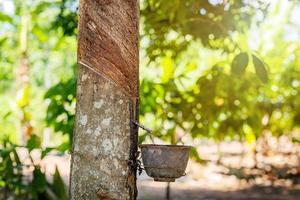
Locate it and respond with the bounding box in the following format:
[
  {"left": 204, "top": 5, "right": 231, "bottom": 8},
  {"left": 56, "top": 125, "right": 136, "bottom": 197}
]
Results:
[{"left": 78, "top": 0, "right": 139, "bottom": 98}]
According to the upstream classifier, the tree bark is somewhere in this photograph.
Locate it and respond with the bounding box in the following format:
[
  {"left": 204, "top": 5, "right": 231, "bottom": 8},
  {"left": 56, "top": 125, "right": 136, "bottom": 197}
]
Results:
[{"left": 70, "top": 0, "right": 139, "bottom": 199}]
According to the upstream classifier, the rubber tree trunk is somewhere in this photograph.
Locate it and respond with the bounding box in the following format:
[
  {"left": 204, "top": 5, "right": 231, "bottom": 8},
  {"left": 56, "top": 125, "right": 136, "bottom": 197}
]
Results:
[{"left": 70, "top": 0, "right": 139, "bottom": 199}]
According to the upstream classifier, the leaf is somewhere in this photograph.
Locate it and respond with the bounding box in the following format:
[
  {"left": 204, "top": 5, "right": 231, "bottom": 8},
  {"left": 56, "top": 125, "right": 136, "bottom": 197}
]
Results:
[
  {"left": 57, "top": 142, "right": 71, "bottom": 152},
  {"left": 0, "top": 12, "right": 13, "bottom": 23},
  {"left": 12, "top": 147, "right": 21, "bottom": 165},
  {"left": 32, "top": 167, "right": 47, "bottom": 193},
  {"left": 52, "top": 167, "right": 67, "bottom": 200},
  {"left": 252, "top": 54, "right": 268, "bottom": 83},
  {"left": 41, "top": 147, "right": 54, "bottom": 159},
  {"left": 231, "top": 52, "right": 248, "bottom": 75},
  {"left": 26, "top": 135, "right": 41, "bottom": 152},
  {"left": 2, "top": 111, "right": 12, "bottom": 119},
  {"left": 0, "top": 37, "right": 7, "bottom": 46}
]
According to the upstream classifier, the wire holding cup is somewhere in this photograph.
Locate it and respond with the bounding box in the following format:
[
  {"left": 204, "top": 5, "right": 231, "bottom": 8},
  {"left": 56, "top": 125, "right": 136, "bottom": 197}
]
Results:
[{"left": 131, "top": 120, "right": 155, "bottom": 144}]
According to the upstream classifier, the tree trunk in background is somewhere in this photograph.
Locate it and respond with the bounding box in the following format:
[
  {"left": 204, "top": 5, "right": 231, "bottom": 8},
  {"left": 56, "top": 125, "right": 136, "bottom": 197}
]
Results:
[
  {"left": 16, "top": 2, "right": 32, "bottom": 145},
  {"left": 70, "top": 0, "right": 139, "bottom": 200}
]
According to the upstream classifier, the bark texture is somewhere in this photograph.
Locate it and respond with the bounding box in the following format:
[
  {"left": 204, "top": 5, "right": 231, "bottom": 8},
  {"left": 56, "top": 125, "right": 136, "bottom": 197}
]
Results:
[
  {"left": 78, "top": 0, "right": 139, "bottom": 97},
  {"left": 70, "top": 0, "right": 139, "bottom": 199}
]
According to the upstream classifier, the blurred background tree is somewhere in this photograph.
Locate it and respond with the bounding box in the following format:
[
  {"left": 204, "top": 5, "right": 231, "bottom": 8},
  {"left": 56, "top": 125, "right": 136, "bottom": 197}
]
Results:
[
  {"left": 0, "top": 0, "right": 76, "bottom": 147},
  {"left": 1, "top": 0, "right": 300, "bottom": 198}
]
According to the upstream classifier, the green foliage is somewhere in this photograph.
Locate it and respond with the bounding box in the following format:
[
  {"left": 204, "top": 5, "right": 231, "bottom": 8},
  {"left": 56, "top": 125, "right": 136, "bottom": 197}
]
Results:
[
  {"left": 0, "top": 137, "right": 67, "bottom": 199},
  {"left": 231, "top": 52, "right": 249, "bottom": 75},
  {"left": 0, "top": 0, "right": 77, "bottom": 144},
  {"left": 141, "top": 0, "right": 268, "bottom": 60},
  {"left": 44, "top": 77, "right": 76, "bottom": 145},
  {"left": 0, "top": 12, "right": 13, "bottom": 22},
  {"left": 26, "top": 134, "right": 41, "bottom": 152},
  {"left": 0, "top": 140, "right": 23, "bottom": 197},
  {"left": 253, "top": 54, "right": 268, "bottom": 83},
  {"left": 138, "top": 0, "right": 300, "bottom": 150},
  {"left": 32, "top": 167, "right": 47, "bottom": 194},
  {"left": 51, "top": 167, "right": 67, "bottom": 200},
  {"left": 52, "top": 0, "right": 78, "bottom": 36}
]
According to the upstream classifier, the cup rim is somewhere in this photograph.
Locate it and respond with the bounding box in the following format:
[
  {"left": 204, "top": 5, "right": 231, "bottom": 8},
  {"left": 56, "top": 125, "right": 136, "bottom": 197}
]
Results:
[{"left": 139, "top": 144, "right": 192, "bottom": 149}]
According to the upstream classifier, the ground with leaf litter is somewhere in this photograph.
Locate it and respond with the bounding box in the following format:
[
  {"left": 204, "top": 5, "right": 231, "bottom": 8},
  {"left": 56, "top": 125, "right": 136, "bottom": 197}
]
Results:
[
  {"left": 40, "top": 138, "right": 300, "bottom": 200},
  {"left": 137, "top": 137, "right": 300, "bottom": 200}
]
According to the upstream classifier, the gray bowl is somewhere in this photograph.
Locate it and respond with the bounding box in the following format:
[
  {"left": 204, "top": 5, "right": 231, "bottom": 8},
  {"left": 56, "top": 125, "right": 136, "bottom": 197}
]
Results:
[{"left": 140, "top": 144, "right": 191, "bottom": 182}]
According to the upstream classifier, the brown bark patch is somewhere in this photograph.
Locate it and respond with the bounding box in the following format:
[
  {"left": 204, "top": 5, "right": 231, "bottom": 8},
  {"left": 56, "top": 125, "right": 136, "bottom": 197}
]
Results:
[{"left": 78, "top": 0, "right": 139, "bottom": 98}]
